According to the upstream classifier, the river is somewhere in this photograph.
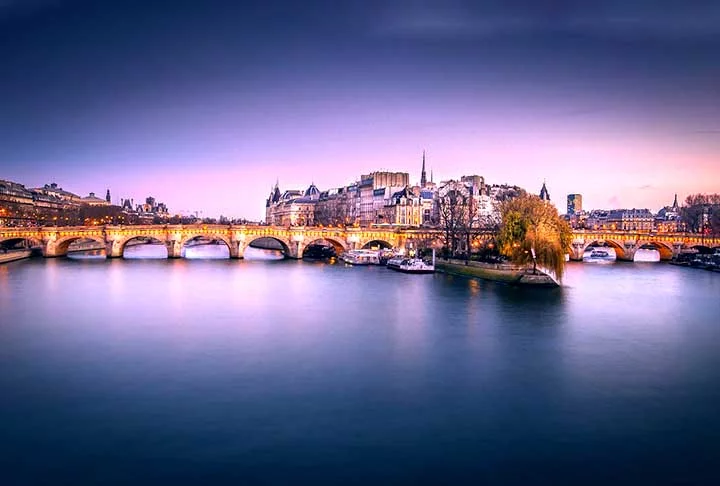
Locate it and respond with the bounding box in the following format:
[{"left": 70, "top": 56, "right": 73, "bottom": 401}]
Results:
[{"left": 1, "top": 250, "right": 719, "bottom": 485}]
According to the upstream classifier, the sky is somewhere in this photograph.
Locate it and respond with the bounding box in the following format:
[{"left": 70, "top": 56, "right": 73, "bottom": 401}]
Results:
[{"left": 1, "top": 0, "right": 718, "bottom": 219}]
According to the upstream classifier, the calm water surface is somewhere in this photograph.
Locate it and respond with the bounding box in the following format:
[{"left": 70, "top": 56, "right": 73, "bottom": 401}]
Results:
[{"left": 1, "top": 253, "right": 719, "bottom": 485}]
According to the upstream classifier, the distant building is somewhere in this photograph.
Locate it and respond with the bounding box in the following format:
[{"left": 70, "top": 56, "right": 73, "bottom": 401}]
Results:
[
  {"left": 567, "top": 194, "right": 583, "bottom": 215},
  {"left": 265, "top": 183, "right": 318, "bottom": 226},
  {"left": 358, "top": 171, "right": 409, "bottom": 226},
  {"left": 585, "top": 210, "right": 610, "bottom": 230},
  {"left": 606, "top": 209, "right": 654, "bottom": 231},
  {"left": 381, "top": 186, "right": 423, "bottom": 226},
  {"left": 0, "top": 179, "right": 83, "bottom": 226},
  {"left": 488, "top": 184, "right": 525, "bottom": 224},
  {"left": 655, "top": 194, "right": 681, "bottom": 233},
  {"left": 32, "top": 182, "right": 83, "bottom": 204},
  {"left": 81, "top": 192, "right": 110, "bottom": 207}
]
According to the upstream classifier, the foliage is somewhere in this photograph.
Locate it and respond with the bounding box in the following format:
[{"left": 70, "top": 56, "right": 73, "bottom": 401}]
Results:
[
  {"left": 497, "top": 195, "right": 571, "bottom": 280},
  {"left": 681, "top": 194, "right": 720, "bottom": 234}
]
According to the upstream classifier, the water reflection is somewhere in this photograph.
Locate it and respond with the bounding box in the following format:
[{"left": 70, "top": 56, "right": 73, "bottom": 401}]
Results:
[
  {"left": 1, "top": 259, "right": 719, "bottom": 485},
  {"left": 244, "top": 246, "right": 284, "bottom": 261},
  {"left": 67, "top": 249, "right": 106, "bottom": 260}
]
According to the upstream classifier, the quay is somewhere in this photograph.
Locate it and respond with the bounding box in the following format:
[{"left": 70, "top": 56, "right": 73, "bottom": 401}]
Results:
[
  {"left": 436, "top": 259, "right": 559, "bottom": 287},
  {"left": 0, "top": 249, "right": 32, "bottom": 264}
]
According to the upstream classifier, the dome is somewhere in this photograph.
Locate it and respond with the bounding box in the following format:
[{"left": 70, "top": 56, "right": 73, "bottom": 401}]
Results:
[{"left": 304, "top": 183, "right": 320, "bottom": 199}]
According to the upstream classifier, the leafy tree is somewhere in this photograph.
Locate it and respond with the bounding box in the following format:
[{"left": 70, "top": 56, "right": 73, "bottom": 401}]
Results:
[{"left": 497, "top": 195, "right": 572, "bottom": 280}]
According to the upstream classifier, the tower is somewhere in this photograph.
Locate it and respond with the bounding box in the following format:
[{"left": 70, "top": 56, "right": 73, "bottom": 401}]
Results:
[
  {"left": 539, "top": 181, "right": 550, "bottom": 201},
  {"left": 105, "top": 189, "right": 111, "bottom": 203},
  {"left": 567, "top": 194, "right": 582, "bottom": 215},
  {"left": 420, "top": 151, "right": 427, "bottom": 188},
  {"left": 672, "top": 193, "right": 679, "bottom": 210}
]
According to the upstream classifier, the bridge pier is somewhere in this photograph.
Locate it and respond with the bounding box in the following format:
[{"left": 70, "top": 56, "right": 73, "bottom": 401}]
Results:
[
  {"left": 229, "top": 241, "right": 242, "bottom": 259},
  {"left": 106, "top": 240, "right": 123, "bottom": 258},
  {"left": 166, "top": 240, "right": 182, "bottom": 259}
]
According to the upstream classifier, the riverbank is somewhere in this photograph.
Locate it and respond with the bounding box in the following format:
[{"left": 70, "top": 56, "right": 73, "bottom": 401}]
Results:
[
  {"left": 0, "top": 249, "right": 32, "bottom": 264},
  {"left": 435, "top": 258, "right": 560, "bottom": 287}
]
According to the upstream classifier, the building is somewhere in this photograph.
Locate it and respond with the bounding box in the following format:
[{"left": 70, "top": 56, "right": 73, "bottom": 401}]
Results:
[
  {"left": 655, "top": 194, "right": 681, "bottom": 233},
  {"left": 315, "top": 186, "right": 355, "bottom": 226},
  {"left": 357, "top": 171, "right": 409, "bottom": 226},
  {"left": 32, "top": 183, "right": 82, "bottom": 204},
  {"left": 381, "top": 186, "right": 423, "bottom": 226},
  {"left": 0, "top": 179, "right": 83, "bottom": 226},
  {"left": 265, "top": 183, "right": 319, "bottom": 226},
  {"left": 606, "top": 209, "right": 654, "bottom": 231},
  {"left": 487, "top": 184, "right": 525, "bottom": 224},
  {"left": 567, "top": 194, "right": 582, "bottom": 215},
  {"left": 81, "top": 192, "right": 110, "bottom": 207}
]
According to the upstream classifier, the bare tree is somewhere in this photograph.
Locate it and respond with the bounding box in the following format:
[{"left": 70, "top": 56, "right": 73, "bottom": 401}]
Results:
[{"left": 438, "top": 183, "right": 469, "bottom": 258}]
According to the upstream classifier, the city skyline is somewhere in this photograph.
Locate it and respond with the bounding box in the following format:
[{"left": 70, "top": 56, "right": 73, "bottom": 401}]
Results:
[
  {"left": 0, "top": 166, "right": 698, "bottom": 222},
  {"left": 2, "top": 0, "right": 719, "bottom": 220}
]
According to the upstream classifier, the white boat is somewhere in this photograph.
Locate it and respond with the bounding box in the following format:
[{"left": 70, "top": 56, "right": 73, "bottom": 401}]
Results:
[
  {"left": 387, "top": 249, "right": 435, "bottom": 274},
  {"left": 582, "top": 247, "right": 616, "bottom": 263},
  {"left": 386, "top": 256, "right": 405, "bottom": 270},
  {"left": 341, "top": 249, "right": 380, "bottom": 265},
  {"left": 634, "top": 248, "right": 660, "bottom": 263}
]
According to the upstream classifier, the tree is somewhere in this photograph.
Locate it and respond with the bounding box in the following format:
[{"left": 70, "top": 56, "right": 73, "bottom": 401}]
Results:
[
  {"left": 459, "top": 188, "right": 499, "bottom": 260},
  {"left": 437, "top": 183, "right": 469, "bottom": 257},
  {"left": 681, "top": 194, "right": 720, "bottom": 234},
  {"left": 497, "top": 195, "right": 572, "bottom": 281}
]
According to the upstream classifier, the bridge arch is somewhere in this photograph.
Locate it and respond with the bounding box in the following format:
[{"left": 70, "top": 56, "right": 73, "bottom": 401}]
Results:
[
  {"left": 362, "top": 239, "right": 393, "bottom": 250},
  {"left": 636, "top": 241, "right": 674, "bottom": 261},
  {"left": 53, "top": 235, "right": 106, "bottom": 257},
  {"left": 119, "top": 235, "right": 168, "bottom": 258},
  {"left": 581, "top": 240, "right": 626, "bottom": 260},
  {"left": 180, "top": 234, "right": 234, "bottom": 258},
  {"left": 687, "top": 244, "right": 714, "bottom": 254},
  {"left": 303, "top": 237, "right": 347, "bottom": 254},
  {"left": 246, "top": 236, "right": 291, "bottom": 256},
  {"left": 0, "top": 236, "right": 42, "bottom": 250}
]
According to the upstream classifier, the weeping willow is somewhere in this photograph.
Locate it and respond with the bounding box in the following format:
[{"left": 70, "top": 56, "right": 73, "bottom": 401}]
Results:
[{"left": 497, "top": 195, "right": 572, "bottom": 281}]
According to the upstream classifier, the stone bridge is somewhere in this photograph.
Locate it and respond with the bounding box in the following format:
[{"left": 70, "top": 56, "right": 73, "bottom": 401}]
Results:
[
  {"left": 0, "top": 225, "right": 718, "bottom": 260},
  {"left": 569, "top": 230, "right": 720, "bottom": 261},
  {"left": 0, "top": 225, "right": 440, "bottom": 259}
]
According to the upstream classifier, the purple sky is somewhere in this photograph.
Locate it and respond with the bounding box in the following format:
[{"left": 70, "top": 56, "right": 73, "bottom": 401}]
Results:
[{"left": 1, "top": 0, "right": 718, "bottom": 219}]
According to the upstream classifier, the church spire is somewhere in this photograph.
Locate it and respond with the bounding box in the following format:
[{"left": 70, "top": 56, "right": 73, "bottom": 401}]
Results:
[
  {"left": 420, "top": 150, "right": 427, "bottom": 187},
  {"left": 539, "top": 180, "right": 550, "bottom": 201}
]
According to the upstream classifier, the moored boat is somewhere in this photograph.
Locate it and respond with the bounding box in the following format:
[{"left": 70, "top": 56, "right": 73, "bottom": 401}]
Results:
[
  {"left": 583, "top": 247, "right": 616, "bottom": 263},
  {"left": 387, "top": 249, "right": 435, "bottom": 274},
  {"left": 386, "top": 256, "right": 405, "bottom": 270},
  {"left": 341, "top": 249, "right": 380, "bottom": 265},
  {"left": 388, "top": 258, "right": 435, "bottom": 274}
]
